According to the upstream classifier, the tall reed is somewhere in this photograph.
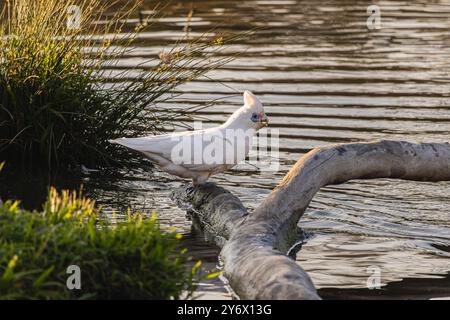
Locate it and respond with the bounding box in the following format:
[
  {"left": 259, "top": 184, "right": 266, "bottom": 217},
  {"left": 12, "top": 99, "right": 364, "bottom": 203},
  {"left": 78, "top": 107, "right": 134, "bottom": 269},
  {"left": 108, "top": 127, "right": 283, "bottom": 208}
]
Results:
[{"left": 0, "top": 0, "right": 233, "bottom": 169}]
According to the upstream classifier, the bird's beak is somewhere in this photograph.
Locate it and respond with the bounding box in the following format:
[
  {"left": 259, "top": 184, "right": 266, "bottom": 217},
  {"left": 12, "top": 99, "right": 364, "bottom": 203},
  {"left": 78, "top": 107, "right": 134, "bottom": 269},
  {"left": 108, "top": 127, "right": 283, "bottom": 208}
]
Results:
[{"left": 261, "top": 115, "right": 269, "bottom": 127}]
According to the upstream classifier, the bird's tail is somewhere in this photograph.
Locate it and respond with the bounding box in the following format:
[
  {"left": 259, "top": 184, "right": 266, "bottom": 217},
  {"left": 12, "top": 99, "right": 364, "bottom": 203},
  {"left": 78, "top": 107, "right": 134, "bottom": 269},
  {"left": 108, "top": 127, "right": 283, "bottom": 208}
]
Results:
[
  {"left": 108, "top": 138, "right": 136, "bottom": 149},
  {"left": 108, "top": 137, "right": 148, "bottom": 152},
  {"left": 108, "top": 138, "right": 124, "bottom": 145}
]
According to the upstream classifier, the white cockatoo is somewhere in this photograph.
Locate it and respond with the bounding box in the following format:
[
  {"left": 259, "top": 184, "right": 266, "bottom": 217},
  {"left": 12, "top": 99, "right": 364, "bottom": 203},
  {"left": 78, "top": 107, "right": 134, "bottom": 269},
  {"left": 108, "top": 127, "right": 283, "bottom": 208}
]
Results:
[{"left": 109, "top": 91, "right": 268, "bottom": 185}]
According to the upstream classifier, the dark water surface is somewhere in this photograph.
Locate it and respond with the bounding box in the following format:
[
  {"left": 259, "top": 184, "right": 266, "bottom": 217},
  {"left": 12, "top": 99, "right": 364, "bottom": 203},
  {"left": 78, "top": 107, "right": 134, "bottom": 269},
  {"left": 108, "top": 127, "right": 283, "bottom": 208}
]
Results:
[{"left": 2, "top": 0, "right": 450, "bottom": 299}]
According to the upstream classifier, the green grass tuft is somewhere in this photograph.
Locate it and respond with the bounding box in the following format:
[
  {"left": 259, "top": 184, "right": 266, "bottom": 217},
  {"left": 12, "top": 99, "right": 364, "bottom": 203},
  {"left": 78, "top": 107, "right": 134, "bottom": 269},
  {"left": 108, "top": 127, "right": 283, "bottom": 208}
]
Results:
[{"left": 0, "top": 187, "right": 203, "bottom": 299}]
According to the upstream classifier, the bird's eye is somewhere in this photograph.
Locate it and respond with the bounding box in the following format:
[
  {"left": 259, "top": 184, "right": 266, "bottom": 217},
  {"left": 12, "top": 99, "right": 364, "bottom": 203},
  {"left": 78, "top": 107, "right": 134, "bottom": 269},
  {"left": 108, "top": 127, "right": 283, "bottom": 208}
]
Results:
[{"left": 250, "top": 113, "right": 258, "bottom": 122}]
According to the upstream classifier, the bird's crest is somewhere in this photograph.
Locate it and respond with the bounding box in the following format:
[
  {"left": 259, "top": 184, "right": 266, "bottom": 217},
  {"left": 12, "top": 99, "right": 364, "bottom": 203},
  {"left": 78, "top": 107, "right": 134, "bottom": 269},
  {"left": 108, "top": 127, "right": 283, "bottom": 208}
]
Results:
[{"left": 243, "top": 91, "right": 262, "bottom": 109}]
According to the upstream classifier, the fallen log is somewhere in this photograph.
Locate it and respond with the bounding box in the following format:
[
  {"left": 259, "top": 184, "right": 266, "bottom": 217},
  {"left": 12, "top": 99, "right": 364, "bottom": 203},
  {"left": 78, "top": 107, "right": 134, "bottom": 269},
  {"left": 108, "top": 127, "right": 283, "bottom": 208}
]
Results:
[{"left": 172, "top": 140, "right": 450, "bottom": 299}]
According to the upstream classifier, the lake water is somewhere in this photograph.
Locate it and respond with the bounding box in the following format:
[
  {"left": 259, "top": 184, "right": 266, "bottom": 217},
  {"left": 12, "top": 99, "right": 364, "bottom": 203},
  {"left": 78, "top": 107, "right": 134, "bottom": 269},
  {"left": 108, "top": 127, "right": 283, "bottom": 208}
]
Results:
[{"left": 1, "top": 0, "right": 450, "bottom": 299}]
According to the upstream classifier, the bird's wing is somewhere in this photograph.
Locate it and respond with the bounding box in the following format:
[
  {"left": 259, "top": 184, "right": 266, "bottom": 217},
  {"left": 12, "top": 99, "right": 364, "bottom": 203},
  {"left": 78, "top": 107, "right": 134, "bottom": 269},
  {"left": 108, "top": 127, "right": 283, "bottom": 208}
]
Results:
[
  {"left": 110, "top": 130, "right": 215, "bottom": 167},
  {"left": 109, "top": 130, "right": 198, "bottom": 160},
  {"left": 110, "top": 126, "right": 249, "bottom": 172}
]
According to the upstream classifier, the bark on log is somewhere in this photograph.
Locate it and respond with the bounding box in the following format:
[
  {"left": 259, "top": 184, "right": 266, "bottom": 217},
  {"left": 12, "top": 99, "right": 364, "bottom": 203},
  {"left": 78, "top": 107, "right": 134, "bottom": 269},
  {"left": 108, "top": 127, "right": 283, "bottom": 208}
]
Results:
[{"left": 172, "top": 140, "right": 450, "bottom": 300}]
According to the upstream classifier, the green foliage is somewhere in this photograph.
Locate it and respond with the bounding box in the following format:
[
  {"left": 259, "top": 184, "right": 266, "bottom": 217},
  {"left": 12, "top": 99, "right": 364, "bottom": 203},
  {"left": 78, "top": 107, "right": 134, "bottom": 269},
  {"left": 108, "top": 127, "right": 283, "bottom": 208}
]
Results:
[
  {"left": 0, "top": 0, "right": 232, "bottom": 168},
  {"left": 0, "top": 187, "right": 202, "bottom": 299}
]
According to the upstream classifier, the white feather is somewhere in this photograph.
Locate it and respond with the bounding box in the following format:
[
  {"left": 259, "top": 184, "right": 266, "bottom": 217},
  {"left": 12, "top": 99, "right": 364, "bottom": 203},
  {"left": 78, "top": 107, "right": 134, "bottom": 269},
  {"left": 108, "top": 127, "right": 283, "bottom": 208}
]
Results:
[{"left": 109, "top": 91, "right": 268, "bottom": 185}]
